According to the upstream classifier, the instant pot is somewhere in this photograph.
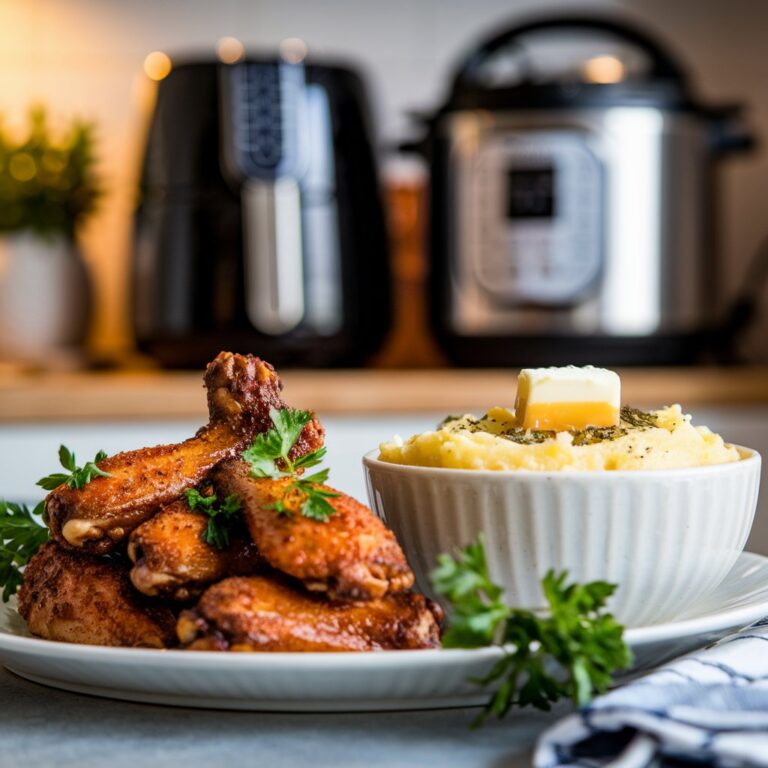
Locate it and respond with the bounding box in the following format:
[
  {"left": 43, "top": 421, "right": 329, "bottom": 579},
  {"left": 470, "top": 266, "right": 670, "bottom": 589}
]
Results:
[{"left": 409, "top": 16, "right": 754, "bottom": 366}]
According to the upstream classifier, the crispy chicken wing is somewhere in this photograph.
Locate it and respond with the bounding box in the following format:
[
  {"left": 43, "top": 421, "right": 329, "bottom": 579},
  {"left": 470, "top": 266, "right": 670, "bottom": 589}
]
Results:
[
  {"left": 17, "top": 542, "right": 177, "bottom": 648},
  {"left": 213, "top": 461, "right": 414, "bottom": 600},
  {"left": 128, "top": 499, "right": 263, "bottom": 601},
  {"left": 46, "top": 352, "right": 325, "bottom": 553},
  {"left": 177, "top": 575, "right": 443, "bottom": 652}
]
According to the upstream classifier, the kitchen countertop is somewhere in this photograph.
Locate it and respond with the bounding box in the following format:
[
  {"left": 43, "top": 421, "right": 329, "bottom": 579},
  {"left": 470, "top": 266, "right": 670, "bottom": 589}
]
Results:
[
  {"left": 1, "top": 367, "right": 767, "bottom": 421},
  {"left": 0, "top": 666, "right": 557, "bottom": 768},
  {"left": 1, "top": 369, "right": 766, "bottom": 767}
]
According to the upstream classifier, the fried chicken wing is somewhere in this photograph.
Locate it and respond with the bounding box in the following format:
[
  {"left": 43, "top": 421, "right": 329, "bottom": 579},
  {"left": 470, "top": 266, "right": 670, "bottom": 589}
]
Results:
[
  {"left": 17, "top": 542, "right": 176, "bottom": 648},
  {"left": 128, "top": 500, "right": 263, "bottom": 601},
  {"left": 213, "top": 461, "right": 414, "bottom": 600},
  {"left": 177, "top": 575, "right": 443, "bottom": 652},
  {"left": 46, "top": 352, "right": 325, "bottom": 553}
]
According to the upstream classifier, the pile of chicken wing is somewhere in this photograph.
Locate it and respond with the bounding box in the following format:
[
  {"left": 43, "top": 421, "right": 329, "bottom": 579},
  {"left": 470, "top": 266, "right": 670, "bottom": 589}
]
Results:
[{"left": 17, "top": 352, "right": 443, "bottom": 651}]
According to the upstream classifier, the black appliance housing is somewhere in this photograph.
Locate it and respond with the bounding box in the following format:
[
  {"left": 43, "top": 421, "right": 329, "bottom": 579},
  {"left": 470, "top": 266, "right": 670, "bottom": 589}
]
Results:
[{"left": 133, "top": 58, "right": 390, "bottom": 368}]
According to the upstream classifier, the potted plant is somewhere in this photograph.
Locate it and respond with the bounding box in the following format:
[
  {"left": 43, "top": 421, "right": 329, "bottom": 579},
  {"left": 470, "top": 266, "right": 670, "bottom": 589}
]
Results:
[{"left": 0, "top": 107, "right": 101, "bottom": 364}]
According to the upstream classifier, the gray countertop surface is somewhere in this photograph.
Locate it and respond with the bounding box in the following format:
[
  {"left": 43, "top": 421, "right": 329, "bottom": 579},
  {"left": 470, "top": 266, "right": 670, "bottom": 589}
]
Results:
[{"left": 0, "top": 666, "right": 561, "bottom": 768}]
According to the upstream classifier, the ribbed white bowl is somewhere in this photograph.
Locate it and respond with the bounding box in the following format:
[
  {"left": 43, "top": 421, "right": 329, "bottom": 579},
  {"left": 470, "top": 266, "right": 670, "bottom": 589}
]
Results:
[{"left": 364, "top": 448, "right": 761, "bottom": 627}]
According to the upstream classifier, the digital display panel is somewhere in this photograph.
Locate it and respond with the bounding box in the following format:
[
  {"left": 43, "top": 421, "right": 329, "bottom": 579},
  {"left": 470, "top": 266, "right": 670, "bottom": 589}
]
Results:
[{"left": 506, "top": 167, "right": 556, "bottom": 219}]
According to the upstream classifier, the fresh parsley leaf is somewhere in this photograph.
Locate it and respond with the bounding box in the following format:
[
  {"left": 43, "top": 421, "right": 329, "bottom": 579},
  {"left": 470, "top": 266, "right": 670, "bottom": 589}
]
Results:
[
  {"left": 241, "top": 408, "right": 313, "bottom": 479},
  {"left": 184, "top": 489, "right": 242, "bottom": 550},
  {"left": 431, "top": 535, "right": 632, "bottom": 725},
  {"left": 431, "top": 537, "right": 507, "bottom": 647},
  {"left": 0, "top": 500, "right": 50, "bottom": 602},
  {"left": 241, "top": 428, "right": 285, "bottom": 478},
  {"left": 36, "top": 444, "right": 112, "bottom": 491},
  {"left": 293, "top": 447, "right": 327, "bottom": 471},
  {"left": 241, "top": 408, "right": 338, "bottom": 522},
  {"left": 295, "top": 482, "right": 340, "bottom": 522},
  {"left": 270, "top": 408, "right": 313, "bottom": 457},
  {"left": 298, "top": 468, "right": 331, "bottom": 486},
  {"left": 59, "top": 444, "right": 76, "bottom": 472},
  {"left": 36, "top": 474, "right": 71, "bottom": 491},
  {"left": 271, "top": 498, "right": 292, "bottom": 517}
]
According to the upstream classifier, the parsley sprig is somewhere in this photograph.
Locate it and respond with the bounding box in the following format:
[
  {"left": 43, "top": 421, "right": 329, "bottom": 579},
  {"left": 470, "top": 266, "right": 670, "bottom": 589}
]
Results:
[
  {"left": 241, "top": 408, "right": 339, "bottom": 522},
  {"left": 184, "top": 488, "right": 242, "bottom": 550},
  {"left": 431, "top": 535, "right": 632, "bottom": 725},
  {"left": 0, "top": 500, "right": 50, "bottom": 601},
  {"left": 37, "top": 445, "right": 112, "bottom": 491},
  {"left": 1, "top": 443, "right": 113, "bottom": 601}
]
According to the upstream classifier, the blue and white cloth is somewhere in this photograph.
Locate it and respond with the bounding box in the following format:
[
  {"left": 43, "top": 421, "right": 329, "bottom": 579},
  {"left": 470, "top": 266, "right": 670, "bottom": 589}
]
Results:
[{"left": 535, "top": 619, "right": 768, "bottom": 768}]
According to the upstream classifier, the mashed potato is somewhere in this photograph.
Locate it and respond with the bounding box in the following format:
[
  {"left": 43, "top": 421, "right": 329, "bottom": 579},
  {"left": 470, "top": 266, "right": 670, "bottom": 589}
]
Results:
[{"left": 379, "top": 405, "right": 740, "bottom": 471}]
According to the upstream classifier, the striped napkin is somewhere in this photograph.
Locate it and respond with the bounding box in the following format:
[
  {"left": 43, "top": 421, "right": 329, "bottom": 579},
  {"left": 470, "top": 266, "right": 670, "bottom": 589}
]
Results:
[{"left": 534, "top": 619, "right": 768, "bottom": 768}]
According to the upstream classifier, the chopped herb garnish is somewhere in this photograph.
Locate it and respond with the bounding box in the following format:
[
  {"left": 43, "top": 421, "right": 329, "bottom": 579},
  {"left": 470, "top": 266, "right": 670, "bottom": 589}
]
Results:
[
  {"left": 571, "top": 426, "right": 628, "bottom": 446},
  {"left": 437, "top": 405, "right": 660, "bottom": 447},
  {"left": 184, "top": 488, "right": 242, "bottom": 550},
  {"left": 241, "top": 408, "right": 339, "bottom": 523},
  {"left": 620, "top": 406, "right": 658, "bottom": 429},
  {"left": 36, "top": 445, "right": 112, "bottom": 491},
  {"left": 499, "top": 428, "right": 556, "bottom": 445},
  {"left": 432, "top": 534, "right": 632, "bottom": 726},
  {"left": 0, "top": 500, "right": 50, "bottom": 601}
]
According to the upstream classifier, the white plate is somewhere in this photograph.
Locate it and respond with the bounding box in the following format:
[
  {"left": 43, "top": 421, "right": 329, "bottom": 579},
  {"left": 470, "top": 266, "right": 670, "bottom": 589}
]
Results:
[{"left": 1, "top": 552, "right": 768, "bottom": 712}]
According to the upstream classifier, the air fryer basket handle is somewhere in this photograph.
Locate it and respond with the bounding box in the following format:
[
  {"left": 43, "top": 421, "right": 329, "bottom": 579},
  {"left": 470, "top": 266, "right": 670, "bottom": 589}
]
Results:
[{"left": 450, "top": 15, "right": 686, "bottom": 90}]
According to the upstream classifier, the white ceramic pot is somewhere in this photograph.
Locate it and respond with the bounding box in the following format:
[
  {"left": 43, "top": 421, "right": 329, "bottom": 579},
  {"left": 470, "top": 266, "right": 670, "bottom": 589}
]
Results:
[
  {"left": 0, "top": 232, "right": 90, "bottom": 361},
  {"left": 363, "top": 448, "right": 762, "bottom": 627}
]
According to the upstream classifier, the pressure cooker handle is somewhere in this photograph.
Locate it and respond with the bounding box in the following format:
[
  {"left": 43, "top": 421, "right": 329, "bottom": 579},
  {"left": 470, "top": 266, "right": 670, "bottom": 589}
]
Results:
[{"left": 451, "top": 15, "right": 686, "bottom": 89}]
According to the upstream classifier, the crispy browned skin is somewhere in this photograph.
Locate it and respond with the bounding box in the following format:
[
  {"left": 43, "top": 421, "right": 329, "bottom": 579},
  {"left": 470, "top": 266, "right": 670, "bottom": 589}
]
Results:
[
  {"left": 127, "top": 500, "right": 263, "bottom": 601},
  {"left": 213, "top": 461, "right": 414, "bottom": 600},
  {"left": 46, "top": 352, "right": 325, "bottom": 554},
  {"left": 17, "top": 542, "right": 177, "bottom": 648},
  {"left": 177, "top": 575, "right": 443, "bottom": 652}
]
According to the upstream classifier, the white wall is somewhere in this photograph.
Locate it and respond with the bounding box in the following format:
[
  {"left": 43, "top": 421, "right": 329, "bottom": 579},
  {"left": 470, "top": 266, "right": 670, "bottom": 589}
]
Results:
[{"left": 1, "top": 0, "right": 767, "bottom": 359}]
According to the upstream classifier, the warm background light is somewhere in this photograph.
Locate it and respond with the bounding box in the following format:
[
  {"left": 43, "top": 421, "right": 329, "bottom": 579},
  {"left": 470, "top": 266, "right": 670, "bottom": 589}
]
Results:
[
  {"left": 217, "top": 36, "right": 245, "bottom": 64},
  {"left": 143, "top": 51, "right": 172, "bottom": 81},
  {"left": 8, "top": 152, "right": 36, "bottom": 181},
  {"left": 279, "top": 37, "right": 308, "bottom": 64},
  {"left": 582, "top": 54, "right": 626, "bottom": 84}
]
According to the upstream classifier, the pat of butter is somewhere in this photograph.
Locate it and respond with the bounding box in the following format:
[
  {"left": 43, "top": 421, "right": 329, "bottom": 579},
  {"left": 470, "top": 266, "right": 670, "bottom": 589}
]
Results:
[{"left": 514, "top": 366, "right": 620, "bottom": 431}]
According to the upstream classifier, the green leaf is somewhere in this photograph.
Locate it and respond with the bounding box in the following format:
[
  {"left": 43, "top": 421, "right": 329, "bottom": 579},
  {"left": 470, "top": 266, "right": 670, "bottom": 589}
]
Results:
[
  {"left": 184, "top": 488, "right": 217, "bottom": 511},
  {"left": 241, "top": 407, "right": 337, "bottom": 524},
  {"left": 0, "top": 107, "right": 102, "bottom": 238},
  {"left": 430, "top": 535, "right": 633, "bottom": 725},
  {"left": 185, "top": 489, "right": 242, "bottom": 550},
  {"left": 293, "top": 447, "right": 327, "bottom": 470},
  {"left": 36, "top": 473, "right": 70, "bottom": 491},
  {"left": 36, "top": 445, "right": 112, "bottom": 491},
  {"left": 297, "top": 468, "right": 332, "bottom": 487},
  {"left": 300, "top": 490, "right": 338, "bottom": 522},
  {"left": 0, "top": 500, "right": 50, "bottom": 601},
  {"left": 241, "top": 430, "right": 284, "bottom": 477},
  {"left": 240, "top": 408, "right": 311, "bottom": 479},
  {"left": 58, "top": 444, "right": 76, "bottom": 471},
  {"left": 269, "top": 407, "right": 312, "bottom": 457},
  {"left": 267, "top": 499, "right": 293, "bottom": 517}
]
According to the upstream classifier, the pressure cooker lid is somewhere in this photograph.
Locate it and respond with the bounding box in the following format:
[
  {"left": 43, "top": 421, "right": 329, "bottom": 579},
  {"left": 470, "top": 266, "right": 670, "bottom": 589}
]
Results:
[{"left": 437, "top": 15, "right": 703, "bottom": 112}]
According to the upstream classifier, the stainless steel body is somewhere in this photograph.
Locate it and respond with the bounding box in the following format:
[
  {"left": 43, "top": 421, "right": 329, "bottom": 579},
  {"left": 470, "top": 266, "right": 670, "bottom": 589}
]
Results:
[
  {"left": 415, "top": 15, "right": 752, "bottom": 365},
  {"left": 444, "top": 108, "right": 711, "bottom": 338},
  {"left": 220, "top": 62, "right": 343, "bottom": 337}
]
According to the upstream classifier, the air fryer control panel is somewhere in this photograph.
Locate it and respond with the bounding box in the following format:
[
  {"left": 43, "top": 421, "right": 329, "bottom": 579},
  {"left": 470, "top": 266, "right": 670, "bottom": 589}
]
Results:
[{"left": 467, "top": 131, "right": 604, "bottom": 306}]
